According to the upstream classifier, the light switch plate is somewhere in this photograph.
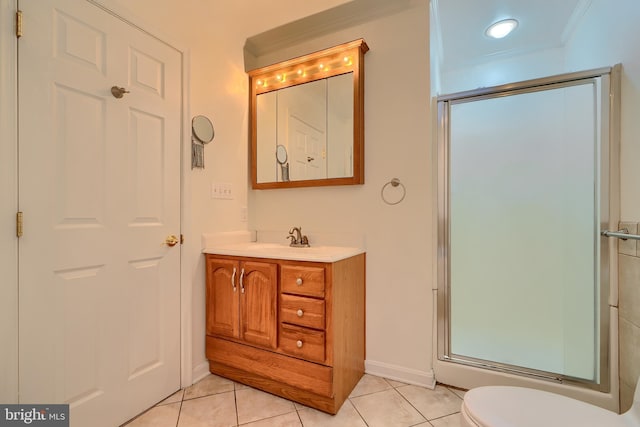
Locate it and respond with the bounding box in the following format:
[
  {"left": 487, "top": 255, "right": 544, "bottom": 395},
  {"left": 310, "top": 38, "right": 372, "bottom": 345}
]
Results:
[{"left": 211, "top": 182, "right": 233, "bottom": 199}]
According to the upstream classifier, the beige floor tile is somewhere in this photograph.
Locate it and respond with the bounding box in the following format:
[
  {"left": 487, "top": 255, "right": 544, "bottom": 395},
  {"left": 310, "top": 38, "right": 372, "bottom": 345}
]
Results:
[
  {"left": 124, "top": 374, "right": 470, "bottom": 427},
  {"left": 385, "top": 379, "right": 408, "bottom": 388},
  {"left": 158, "top": 389, "right": 184, "bottom": 405},
  {"left": 430, "top": 413, "right": 463, "bottom": 427},
  {"left": 349, "top": 374, "right": 393, "bottom": 397},
  {"left": 397, "top": 385, "right": 462, "bottom": 420},
  {"left": 447, "top": 387, "right": 467, "bottom": 400},
  {"left": 178, "top": 392, "right": 237, "bottom": 427},
  {"left": 236, "top": 387, "right": 296, "bottom": 425},
  {"left": 123, "top": 402, "right": 181, "bottom": 427},
  {"left": 293, "top": 402, "right": 308, "bottom": 411},
  {"left": 240, "top": 411, "right": 302, "bottom": 426},
  {"left": 351, "top": 389, "right": 426, "bottom": 427},
  {"left": 297, "top": 400, "right": 366, "bottom": 427},
  {"left": 234, "top": 382, "right": 250, "bottom": 391},
  {"left": 184, "top": 374, "right": 235, "bottom": 400}
]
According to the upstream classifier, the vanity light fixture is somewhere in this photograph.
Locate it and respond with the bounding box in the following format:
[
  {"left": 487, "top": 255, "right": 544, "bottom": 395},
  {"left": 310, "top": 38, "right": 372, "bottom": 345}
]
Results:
[
  {"left": 253, "top": 52, "right": 356, "bottom": 91},
  {"left": 485, "top": 18, "right": 518, "bottom": 39}
]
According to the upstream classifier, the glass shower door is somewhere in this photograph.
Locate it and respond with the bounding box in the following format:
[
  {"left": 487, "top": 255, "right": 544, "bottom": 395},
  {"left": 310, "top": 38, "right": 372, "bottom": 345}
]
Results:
[{"left": 439, "top": 74, "right": 609, "bottom": 385}]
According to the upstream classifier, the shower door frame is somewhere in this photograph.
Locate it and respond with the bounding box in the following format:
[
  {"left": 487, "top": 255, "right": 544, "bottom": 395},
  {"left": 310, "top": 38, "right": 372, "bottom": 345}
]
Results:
[{"left": 436, "top": 65, "right": 621, "bottom": 393}]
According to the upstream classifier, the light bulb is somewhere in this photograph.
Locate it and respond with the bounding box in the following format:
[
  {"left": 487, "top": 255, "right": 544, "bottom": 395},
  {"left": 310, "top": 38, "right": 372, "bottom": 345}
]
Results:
[{"left": 485, "top": 19, "right": 518, "bottom": 39}]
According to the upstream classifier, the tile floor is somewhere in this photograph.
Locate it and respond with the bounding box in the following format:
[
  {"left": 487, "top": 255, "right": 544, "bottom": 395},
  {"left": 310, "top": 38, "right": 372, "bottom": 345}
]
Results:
[{"left": 122, "top": 373, "right": 465, "bottom": 427}]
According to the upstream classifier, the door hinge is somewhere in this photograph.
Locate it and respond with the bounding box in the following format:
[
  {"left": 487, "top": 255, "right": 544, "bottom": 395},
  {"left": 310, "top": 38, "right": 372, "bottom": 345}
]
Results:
[
  {"left": 17, "top": 211, "right": 23, "bottom": 238},
  {"left": 16, "top": 10, "right": 22, "bottom": 38},
  {"left": 180, "top": 234, "right": 184, "bottom": 245}
]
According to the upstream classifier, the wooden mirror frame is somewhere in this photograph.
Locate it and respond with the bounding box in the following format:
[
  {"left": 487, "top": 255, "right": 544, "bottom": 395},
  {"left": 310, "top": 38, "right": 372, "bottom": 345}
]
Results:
[{"left": 249, "top": 39, "right": 369, "bottom": 189}]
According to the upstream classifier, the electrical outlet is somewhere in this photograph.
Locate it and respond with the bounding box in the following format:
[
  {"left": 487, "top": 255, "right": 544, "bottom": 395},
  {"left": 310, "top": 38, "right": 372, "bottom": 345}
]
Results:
[
  {"left": 240, "top": 206, "right": 248, "bottom": 222},
  {"left": 211, "top": 182, "right": 233, "bottom": 199}
]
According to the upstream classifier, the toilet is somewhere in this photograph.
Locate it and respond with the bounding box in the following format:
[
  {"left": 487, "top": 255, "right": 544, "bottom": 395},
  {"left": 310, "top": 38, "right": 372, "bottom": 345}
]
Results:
[{"left": 461, "top": 381, "right": 640, "bottom": 427}]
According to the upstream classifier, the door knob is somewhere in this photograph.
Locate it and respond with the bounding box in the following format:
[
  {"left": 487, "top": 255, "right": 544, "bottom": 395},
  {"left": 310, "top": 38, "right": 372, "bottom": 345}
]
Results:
[
  {"left": 111, "top": 86, "right": 130, "bottom": 98},
  {"left": 165, "top": 235, "right": 179, "bottom": 247}
]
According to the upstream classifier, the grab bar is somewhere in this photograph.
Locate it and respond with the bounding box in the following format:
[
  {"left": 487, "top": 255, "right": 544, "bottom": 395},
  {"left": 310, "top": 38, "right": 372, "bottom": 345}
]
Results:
[{"left": 601, "top": 229, "right": 640, "bottom": 241}]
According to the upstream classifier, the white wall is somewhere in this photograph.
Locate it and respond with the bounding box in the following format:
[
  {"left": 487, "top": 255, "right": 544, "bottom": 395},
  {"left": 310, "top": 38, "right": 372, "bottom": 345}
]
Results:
[
  {"left": 563, "top": 0, "right": 640, "bottom": 221},
  {"left": 248, "top": 2, "right": 433, "bottom": 383},
  {"left": 124, "top": 0, "right": 433, "bottom": 384},
  {"left": 107, "top": 0, "right": 439, "bottom": 383},
  {"left": 2, "top": 0, "right": 434, "bottom": 400}
]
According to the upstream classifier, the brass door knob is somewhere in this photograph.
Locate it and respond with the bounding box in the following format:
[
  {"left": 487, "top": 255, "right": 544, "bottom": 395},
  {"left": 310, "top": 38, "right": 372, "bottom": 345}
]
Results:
[
  {"left": 165, "top": 235, "right": 179, "bottom": 247},
  {"left": 111, "top": 86, "right": 130, "bottom": 98}
]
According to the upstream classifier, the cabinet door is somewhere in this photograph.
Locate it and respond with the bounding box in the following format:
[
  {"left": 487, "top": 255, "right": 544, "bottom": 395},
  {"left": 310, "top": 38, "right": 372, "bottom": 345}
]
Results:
[
  {"left": 240, "top": 261, "right": 278, "bottom": 349},
  {"left": 206, "top": 257, "right": 240, "bottom": 339}
]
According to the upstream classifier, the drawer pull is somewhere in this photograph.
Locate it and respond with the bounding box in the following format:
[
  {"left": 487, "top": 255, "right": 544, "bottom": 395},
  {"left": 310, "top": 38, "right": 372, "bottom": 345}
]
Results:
[
  {"left": 231, "top": 267, "right": 237, "bottom": 292},
  {"left": 297, "top": 309, "right": 304, "bottom": 317},
  {"left": 296, "top": 340, "right": 303, "bottom": 348},
  {"left": 295, "top": 277, "right": 303, "bottom": 286}
]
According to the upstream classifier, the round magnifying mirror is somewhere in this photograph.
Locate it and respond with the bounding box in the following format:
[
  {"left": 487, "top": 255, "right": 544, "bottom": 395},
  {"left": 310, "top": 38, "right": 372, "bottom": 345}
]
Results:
[
  {"left": 276, "top": 144, "right": 288, "bottom": 164},
  {"left": 192, "top": 115, "right": 214, "bottom": 144}
]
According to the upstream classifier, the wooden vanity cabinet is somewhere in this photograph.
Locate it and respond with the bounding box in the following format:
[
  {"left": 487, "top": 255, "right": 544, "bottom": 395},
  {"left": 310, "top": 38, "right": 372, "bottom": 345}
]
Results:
[
  {"left": 205, "top": 257, "right": 278, "bottom": 350},
  {"left": 205, "top": 252, "right": 365, "bottom": 414}
]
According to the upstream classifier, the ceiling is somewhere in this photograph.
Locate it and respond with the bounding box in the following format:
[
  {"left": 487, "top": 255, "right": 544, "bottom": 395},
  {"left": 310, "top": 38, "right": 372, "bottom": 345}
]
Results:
[{"left": 432, "top": 0, "right": 591, "bottom": 72}]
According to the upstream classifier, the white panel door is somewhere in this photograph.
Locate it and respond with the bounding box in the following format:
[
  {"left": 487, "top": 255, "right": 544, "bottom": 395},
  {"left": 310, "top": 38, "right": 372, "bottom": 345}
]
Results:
[
  {"left": 288, "top": 114, "right": 326, "bottom": 180},
  {"left": 18, "top": 1, "right": 182, "bottom": 426},
  {"left": 0, "top": 0, "right": 18, "bottom": 405}
]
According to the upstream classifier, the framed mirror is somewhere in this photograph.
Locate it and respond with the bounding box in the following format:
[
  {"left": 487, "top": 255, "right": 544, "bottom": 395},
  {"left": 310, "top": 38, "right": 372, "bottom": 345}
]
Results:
[{"left": 249, "top": 39, "right": 369, "bottom": 189}]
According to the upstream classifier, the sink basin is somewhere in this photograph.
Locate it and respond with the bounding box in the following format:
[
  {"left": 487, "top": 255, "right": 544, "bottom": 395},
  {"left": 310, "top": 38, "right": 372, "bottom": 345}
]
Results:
[{"left": 202, "top": 242, "right": 364, "bottom": 262}]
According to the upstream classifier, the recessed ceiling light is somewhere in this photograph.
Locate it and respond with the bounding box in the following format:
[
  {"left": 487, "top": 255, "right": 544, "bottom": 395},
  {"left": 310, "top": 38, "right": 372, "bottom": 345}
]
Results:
[{"left": 485, "top": 19, "right": 519, "bottom": 39}]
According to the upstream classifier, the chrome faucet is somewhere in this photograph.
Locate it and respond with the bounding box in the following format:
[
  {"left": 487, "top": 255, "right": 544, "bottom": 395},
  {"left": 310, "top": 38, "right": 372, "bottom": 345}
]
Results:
[{"left": 287, "top": 226, "right": 310, "bottom": 247}]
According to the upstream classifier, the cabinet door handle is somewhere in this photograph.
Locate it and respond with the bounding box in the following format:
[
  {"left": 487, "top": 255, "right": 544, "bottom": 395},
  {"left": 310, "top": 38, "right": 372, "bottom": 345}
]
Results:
[
  {"left": 297, "top": 309, "right": 304, "bottom": 317},
  {"left": 296, "top": 340, "right": 303, "bottom": 348},
  {"left": 296, "top": 277, "right": 303, "bottom": 286},
  {"left": 240, "top": 268, "right": 245, "bottom": 294},
  {"left": 231, "top": 267, "right": 237, "bottom": 292}
]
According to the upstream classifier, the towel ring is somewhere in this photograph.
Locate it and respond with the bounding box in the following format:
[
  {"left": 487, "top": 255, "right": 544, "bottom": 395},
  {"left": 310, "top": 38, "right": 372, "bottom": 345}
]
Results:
[{"left": 381, "top": 178, "right": 406, "bottom": 205}]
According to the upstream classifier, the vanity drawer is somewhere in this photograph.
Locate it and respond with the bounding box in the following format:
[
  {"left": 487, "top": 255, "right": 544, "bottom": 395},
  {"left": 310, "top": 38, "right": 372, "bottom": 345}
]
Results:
[
  {"left": 281, "top": 265, "right": 325, "bottom": 297},
  {"left": 279, "top": 324, "right": 325, "bottom": 363},
  {"left": 280, "top": 294, "right": 325, "bottom": 330}
]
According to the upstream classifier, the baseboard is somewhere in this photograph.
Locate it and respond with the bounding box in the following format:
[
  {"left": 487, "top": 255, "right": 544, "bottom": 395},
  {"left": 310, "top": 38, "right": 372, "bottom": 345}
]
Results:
[
  {"left": 365, "top": 360, "right": 436, "bottom": 390},
  {"left": 191, "top": 360, "right": 211, "bottom": 385}
]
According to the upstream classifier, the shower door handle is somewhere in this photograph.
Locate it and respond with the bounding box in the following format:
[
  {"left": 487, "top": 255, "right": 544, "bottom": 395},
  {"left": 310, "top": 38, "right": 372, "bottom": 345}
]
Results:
[{"left": 601, "top": 229, "right": 640, "bottom": 241}]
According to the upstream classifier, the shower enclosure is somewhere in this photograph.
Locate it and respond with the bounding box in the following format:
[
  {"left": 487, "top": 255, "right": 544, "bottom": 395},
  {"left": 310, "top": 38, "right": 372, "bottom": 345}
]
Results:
[{"left": 436, "top": 66, "right": 620, "bottom": 401}]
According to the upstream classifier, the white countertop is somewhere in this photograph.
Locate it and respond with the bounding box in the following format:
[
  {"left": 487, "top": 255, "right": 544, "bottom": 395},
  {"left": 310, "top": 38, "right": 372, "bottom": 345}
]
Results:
[{"left": 202, "top": 242, "right": 364, "bottom": 263}]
